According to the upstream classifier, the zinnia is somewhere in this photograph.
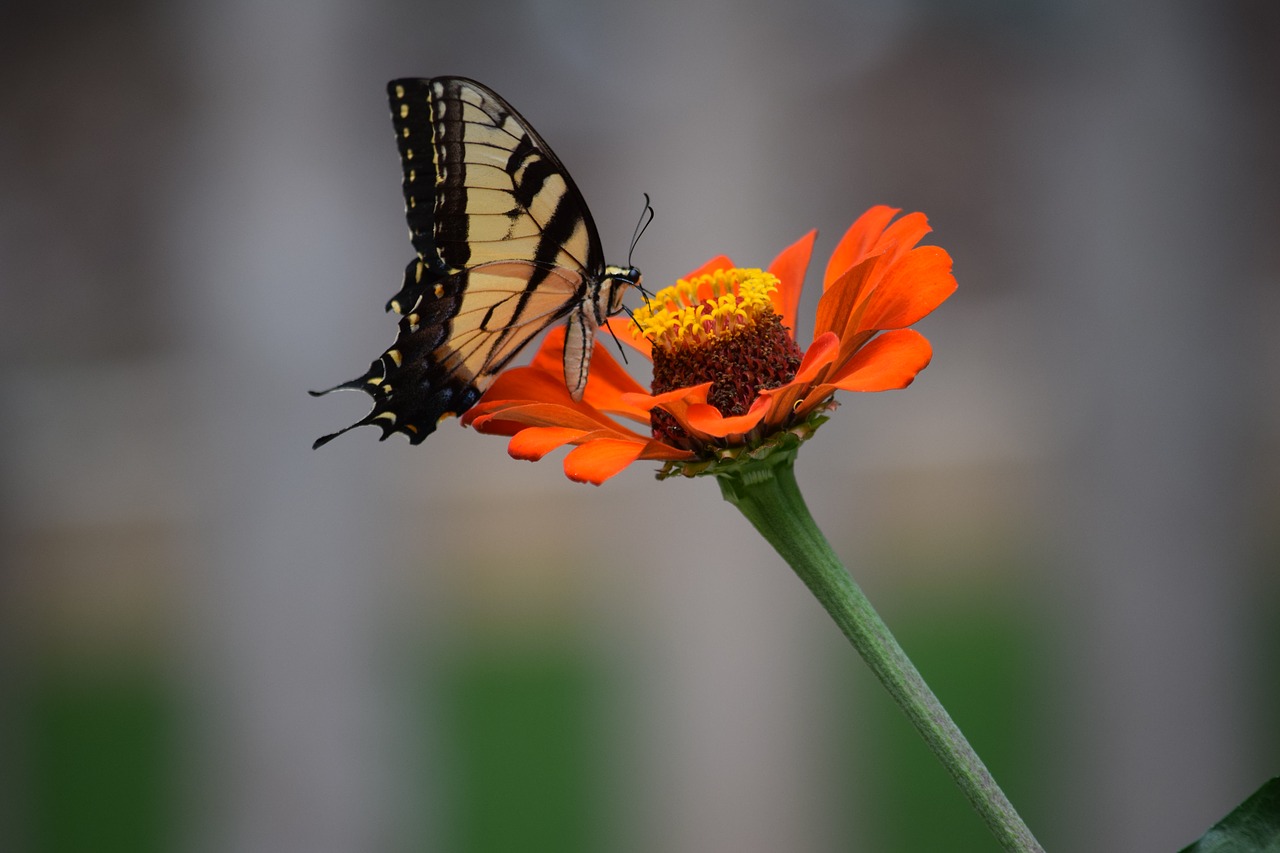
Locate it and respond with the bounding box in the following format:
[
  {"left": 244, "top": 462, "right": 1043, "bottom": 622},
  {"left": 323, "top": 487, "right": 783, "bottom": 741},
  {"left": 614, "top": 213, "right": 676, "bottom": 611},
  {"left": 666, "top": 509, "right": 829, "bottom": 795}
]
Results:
[{"left": 460, "top": 205, "right": 956, "bottom": 485}]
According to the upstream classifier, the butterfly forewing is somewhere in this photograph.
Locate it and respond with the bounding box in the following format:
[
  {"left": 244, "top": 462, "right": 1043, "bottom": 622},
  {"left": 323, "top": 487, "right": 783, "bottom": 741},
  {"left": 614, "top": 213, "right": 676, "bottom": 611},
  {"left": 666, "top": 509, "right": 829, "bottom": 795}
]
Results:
[
  {"left": 312, "top": 77, "right": 616, "bottom": 448},
  {"left": 389, "top": 78, "right": 602, "bottom": 299}
]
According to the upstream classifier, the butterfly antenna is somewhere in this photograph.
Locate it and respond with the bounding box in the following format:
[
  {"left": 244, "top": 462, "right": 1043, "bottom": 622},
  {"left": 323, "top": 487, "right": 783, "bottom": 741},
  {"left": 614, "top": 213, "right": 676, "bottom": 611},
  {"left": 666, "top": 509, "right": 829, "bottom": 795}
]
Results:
[
  {"left": 628, "top": 193, "right": 654, "bottom": 267},
  {"left": 604, "top": 318, "right": 630, "bottom": 365}
]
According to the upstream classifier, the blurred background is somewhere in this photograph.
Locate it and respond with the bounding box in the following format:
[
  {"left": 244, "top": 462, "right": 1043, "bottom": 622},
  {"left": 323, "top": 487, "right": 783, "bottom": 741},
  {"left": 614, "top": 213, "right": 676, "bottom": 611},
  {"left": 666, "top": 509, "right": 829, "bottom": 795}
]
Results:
[{"left": 2, "top": 1, "right": 1278, "bottom": 851}]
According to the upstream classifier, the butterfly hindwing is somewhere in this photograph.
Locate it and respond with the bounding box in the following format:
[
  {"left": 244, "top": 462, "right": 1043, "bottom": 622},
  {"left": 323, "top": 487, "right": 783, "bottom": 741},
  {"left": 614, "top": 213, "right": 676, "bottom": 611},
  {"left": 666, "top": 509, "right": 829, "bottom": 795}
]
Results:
[{"left": 314, "top": 77, "right": 619, "bottom": 447}]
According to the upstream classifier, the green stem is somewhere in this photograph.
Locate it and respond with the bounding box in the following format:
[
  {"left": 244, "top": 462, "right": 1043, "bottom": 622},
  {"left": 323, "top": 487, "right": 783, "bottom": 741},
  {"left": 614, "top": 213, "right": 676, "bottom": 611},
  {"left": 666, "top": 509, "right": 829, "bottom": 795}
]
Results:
[{"left": 717, "top": 452, "right": 1045, "bottom": 853}]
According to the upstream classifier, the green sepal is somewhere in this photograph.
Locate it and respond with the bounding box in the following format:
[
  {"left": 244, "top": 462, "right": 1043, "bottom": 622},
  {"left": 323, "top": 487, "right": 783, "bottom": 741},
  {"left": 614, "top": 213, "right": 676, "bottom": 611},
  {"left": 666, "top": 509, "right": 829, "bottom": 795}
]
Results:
[
  {"left": 654, "top": 410, "right": 831, "bottom": 480},
  {"left": 1180, "top": 778, "right": 1280, "bottom": 852}
]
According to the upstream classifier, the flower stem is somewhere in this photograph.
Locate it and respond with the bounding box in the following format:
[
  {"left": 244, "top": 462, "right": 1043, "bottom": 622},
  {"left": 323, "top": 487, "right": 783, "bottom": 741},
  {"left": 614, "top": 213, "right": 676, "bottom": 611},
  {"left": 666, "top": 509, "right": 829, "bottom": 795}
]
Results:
[{"left": 716, "top": 453, "right": 1045, "bottom": 853}]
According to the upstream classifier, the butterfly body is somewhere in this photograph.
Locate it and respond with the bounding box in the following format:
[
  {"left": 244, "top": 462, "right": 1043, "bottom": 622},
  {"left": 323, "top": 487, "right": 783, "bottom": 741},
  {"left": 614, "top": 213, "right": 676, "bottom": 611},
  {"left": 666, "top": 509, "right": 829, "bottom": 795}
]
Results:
[{"left": 313, "top": 77, "right": 641, "bottom": 448}]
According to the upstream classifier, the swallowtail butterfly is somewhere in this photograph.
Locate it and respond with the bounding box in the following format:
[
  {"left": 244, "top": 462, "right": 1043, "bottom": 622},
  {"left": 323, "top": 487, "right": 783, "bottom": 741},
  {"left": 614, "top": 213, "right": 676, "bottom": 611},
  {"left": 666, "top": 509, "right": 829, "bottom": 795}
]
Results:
[{"left": 313, "top": 77, "right": 642, "bottom": 448}]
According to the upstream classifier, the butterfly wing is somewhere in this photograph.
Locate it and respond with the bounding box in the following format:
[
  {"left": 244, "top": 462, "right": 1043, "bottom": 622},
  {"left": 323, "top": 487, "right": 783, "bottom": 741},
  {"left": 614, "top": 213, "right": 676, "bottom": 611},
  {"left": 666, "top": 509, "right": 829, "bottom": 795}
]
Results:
[{"left": 314, "top": 77, "right": 607, "bottom": 447}]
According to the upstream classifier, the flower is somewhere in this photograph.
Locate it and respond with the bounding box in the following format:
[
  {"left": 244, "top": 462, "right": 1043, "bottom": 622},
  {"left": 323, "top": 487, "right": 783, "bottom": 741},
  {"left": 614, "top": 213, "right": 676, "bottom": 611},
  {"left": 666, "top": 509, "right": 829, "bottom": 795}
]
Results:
[{"left": 460, "top": 206, "right": 957, "bottom": 484}]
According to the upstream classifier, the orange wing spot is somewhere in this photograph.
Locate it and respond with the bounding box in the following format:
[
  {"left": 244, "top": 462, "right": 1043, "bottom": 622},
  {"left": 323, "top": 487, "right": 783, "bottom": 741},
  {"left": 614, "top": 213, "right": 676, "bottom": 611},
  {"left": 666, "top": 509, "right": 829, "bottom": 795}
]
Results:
[
  {"left": 433, "top": 283, "right": 444, "bottom": 298},
  {"left": 405, "top": 424, "right": 419, "bottom": 434}
]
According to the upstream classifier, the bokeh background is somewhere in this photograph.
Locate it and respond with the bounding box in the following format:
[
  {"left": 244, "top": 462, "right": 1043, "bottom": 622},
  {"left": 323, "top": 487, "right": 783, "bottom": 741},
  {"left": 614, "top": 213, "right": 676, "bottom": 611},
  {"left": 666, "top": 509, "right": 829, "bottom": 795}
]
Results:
[{"left": 3, "top": 1, "right": 1279, "bottom": 851}]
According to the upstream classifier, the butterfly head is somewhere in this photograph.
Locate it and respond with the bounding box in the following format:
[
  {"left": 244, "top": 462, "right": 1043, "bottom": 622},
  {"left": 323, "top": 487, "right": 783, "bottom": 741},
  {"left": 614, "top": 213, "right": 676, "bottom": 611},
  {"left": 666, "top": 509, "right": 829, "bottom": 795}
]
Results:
[{"left": 598, "top": 265, "right": 643, "bottom": 320}]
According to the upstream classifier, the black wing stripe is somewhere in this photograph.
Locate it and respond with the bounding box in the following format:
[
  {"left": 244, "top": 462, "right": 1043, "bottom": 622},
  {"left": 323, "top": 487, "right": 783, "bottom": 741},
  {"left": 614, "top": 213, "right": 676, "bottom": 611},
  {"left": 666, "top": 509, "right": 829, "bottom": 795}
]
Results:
[{"left": 511, "top": 157, "right": 557, "bottom": 210}]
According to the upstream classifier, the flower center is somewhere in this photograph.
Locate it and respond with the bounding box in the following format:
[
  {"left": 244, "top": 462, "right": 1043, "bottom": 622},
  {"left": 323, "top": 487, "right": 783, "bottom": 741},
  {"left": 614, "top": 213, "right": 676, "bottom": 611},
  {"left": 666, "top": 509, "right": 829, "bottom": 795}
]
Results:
[
  {"left": 631, "top": 268, "right": 780, "bottom": 348},
  {"left": 632, "top": 268, "right": 803, "bottom": 447}
]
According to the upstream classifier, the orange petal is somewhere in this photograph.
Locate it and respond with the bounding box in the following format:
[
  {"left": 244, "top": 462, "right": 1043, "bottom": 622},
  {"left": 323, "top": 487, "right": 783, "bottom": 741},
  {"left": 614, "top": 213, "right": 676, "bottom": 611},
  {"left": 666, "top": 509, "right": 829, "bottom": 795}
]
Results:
[
  {"left": 475, "top": 361, "right": 570, "bottom": 408},
  {"left": 620, "top": 381, "right": 713, "bottom": 412},
  {"left": 813, "top": 253, "right": 883, "bottom": 340},
  {"left": 602, "top": 315, "right": 652, "bottom": 360},
  {"left": 579, "top": 343, "right": 654, "bottom": 422},
  {"left": 471, "top": 400, "right": 620, "bottom": 433},
  {"left": 752, "top": 380, "right": 806, "bottom": 428},
  {"left": 823, "top": 206, "right": 900, "bottom": 289},
  {"left": 638, "top": 439, "right": 698, "bottom": 462},
  {"left": 465, "top": 392, "right": 575, "bottom": 434},
  {"left": 643, "top": 385, "right": 721, "bottom": 442},
  {"left": 582, "top": 345, "right": 649, "bottom": 397},
  {"left": 767, "top": 230, "right": 815, "bottom": 337},
  {"left": 528, "top": 326, "right": 649, "bottom": 392},
  {"left": 589, "top": 396, "right": 654, "bottom": 426},
  {"left": 789, "top": 385, "right": 838, "bottom": 422},
  {"left": 855, "top": 245, "right": 956, "bottom": 333},
  {"left": 529, "top": 325, "right": 570, "bottom": 374},
  {"left": 794, "top": 332, "right": 840, "bottom": 383},
  {"left": 464, "top": 411, "right": 519, "bottom": 436},
  {"left": 508, "top": 426, "right": 589, "bottom": 460},
  {"left": 829, "top": 329, "right": 933, "bottom": 391},
  {"left": 564, "top": 438, "right": 648, "bottom": 484},
  {"left": 874, "top": 211, "right": 932, "bottom": 266},
  {"left": 684, "top": 395, "right": 770, "bottom": 438},
  {"left": 682, "top": 254, "right": 735, "bottom": 281},
  {"left": 467, "top": 331, "right": 654, "bottom": 430}
]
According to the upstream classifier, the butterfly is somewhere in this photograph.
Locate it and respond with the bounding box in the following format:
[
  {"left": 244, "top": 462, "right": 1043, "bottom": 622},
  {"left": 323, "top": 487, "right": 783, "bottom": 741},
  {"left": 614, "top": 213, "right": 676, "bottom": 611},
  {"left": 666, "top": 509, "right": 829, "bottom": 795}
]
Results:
[{"left": 312, "top": 76, "right": 644, "bottom": 448}]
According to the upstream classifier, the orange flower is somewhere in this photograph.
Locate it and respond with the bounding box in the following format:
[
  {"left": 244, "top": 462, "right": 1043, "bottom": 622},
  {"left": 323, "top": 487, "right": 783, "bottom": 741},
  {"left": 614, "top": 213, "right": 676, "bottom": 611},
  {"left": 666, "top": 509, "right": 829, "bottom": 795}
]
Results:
[{"left": 460, "top": 206, "right": 957, "bottom": 484}]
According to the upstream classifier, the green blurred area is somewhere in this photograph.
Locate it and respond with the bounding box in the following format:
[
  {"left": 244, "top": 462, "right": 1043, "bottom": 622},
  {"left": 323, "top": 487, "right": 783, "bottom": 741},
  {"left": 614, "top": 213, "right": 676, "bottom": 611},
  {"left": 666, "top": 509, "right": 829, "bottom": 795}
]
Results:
[
  {"left": 20, "top": 662, "right": 177, "bottom": 853},
  {"left": 13, "top": 554, "right": 1280, "bottom": 853},
  {"left": 437, "top": 641, "right": 605, "bottom": 853}
]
